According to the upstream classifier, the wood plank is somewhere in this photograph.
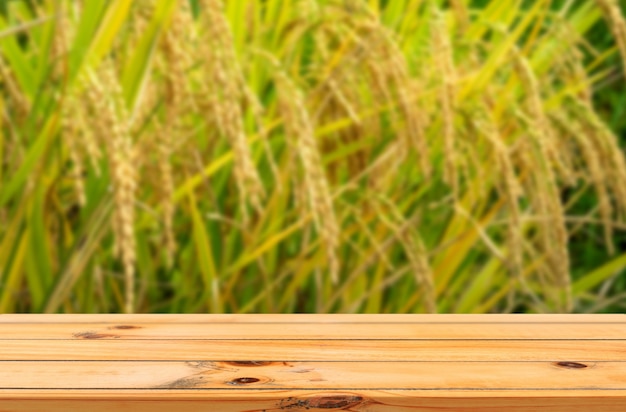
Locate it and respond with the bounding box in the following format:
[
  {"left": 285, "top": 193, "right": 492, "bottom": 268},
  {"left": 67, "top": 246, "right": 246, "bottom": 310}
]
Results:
[
  {"left": 0, "top": 338, "right": 623, "bottom": 361},
  {"left": 2, "top": 317, "right": 626, "bottom": 339},
  {"left": 1, "top": 392, "right": 626, "bottom": 412},
  {"left": 1, "top": 313, "right": 624, "bottom": 323},
  {"left": 0, "top": 360, "right": 623, "bottom": 389}
]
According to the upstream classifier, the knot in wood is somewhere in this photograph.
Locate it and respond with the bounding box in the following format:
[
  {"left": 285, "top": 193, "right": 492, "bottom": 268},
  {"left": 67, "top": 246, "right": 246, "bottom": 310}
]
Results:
[
  {"left": 226, "top": 361, "right": 272, "bottom": 367},
  {"left": 227, "top": 377, "right": 261, "bottom": 385},
  {"left": 554, "top": 361, "right": 588, "bottom": 369}
]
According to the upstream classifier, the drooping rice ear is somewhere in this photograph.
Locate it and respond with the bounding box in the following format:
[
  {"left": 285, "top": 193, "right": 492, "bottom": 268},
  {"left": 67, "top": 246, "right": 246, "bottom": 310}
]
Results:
[
  {"left": 512, "top": 48, "right": 575, "bottom": 186},
  {"left": 87, "top": 64, "right": 137, "bottom": 314},
  {"left": 551, "top": 111, "right": 615, "bottom": 255},
  {"left": 155, "top": 121, "right": 176, "bottom": 267},
  {"left": 474, "top": 105, "right": 523, "bottom": 300},
  {"left": 567, "top": 98, "right": 626, "bottom": 224},
  {"left": 404, "top": 230, "right": 437, "bottom": 314},
  {"left": 61, "top": 93, "right": 86, "bottom": 207},
  {"left": 354, "top": 19, "right": 431, "bottom": 179},
  {"left": 275, "top": 68, "right": 340, "bottom": 284},
  {"left": 201, "top": 0, "right": 265, "bottom": 217},
  {"left": 151, "top": 2, "right": 198, "bottom": 267},
  {"left": 513, "top": 107, "right": 572, "bottom": 312}
]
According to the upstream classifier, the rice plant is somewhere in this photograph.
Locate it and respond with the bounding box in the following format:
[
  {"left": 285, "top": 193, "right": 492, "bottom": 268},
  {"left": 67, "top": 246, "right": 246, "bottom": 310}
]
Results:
[{"left": 1, "top": 0, "right": 625, "bottom": 314}]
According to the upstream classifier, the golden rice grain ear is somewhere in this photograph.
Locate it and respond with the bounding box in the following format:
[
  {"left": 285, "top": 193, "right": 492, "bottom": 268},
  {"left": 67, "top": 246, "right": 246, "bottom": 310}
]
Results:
[
  {"left": 551, "top": 111, "right": 615, "bottom": 255},
  {"left": 51, "top": 6, "right": 70, "bottom": 82},
  {"left": 511, "top": 48, "right": 576, "bottom": 186},
  {"left": 61, "top": 93, "right": 86, "bottom": 207},
  {"left": 152, "top": 119, "right": 177, "bottom": 265},
  {"left": 596, "top": 0, "right": 626, "bottom": 79},
  {"left": 371, "top": 196, "right": 436, "bottom": 313},
  {"left": 432, "top": 7, "right": 458, "bottom": 196},
  {"left": 565, "top": 40, "right": 593, "bottom": 105},
  {"left": 394, "top": 70, "right": 431, "bottom": 178},
  {"left": 275, "top": 68, "right": 341, "bottom": 284},
  {"left": 76, "top": 102, "right": 102, "bottom": 175},
  {"left": 404, "top": 231, "right": 437, "bottom": 313},
  {"left": 310, "top": 21, "right": 363, "bottom": 128},
  {"left": 307, "top": 28, "right": 369, "bottom": 181},
  {"left": 152, "top": 2, "right": 197, "bottom": 267},
  {"left": 201, "top": 0, "right": 265, "bottom": 216},
  {"left": 541, "top": 21, "right": 593, "bottom": 105},
  {"left": 129, "top": 0, "right": 154, "bottom": 43},
  {"left": 162, "top": 0, "right": 195, "bottom": 117},
  {"left": 0, "top": 57, "right": 29, "bottom": 122},
  {"left": 512, "top": 107, "right": 572, "bottom": 312},
  {"left": 155, "top": 122, "right": 176, "bottom": 266},
  {"left": 531, "top": 175, "right": 572, "bottom": 312},
  {"left": 354, "top": 19, "right": 431, "bottom": 178},
  {"left": 326, "top": 77, "right": 363, "bottom": 127},
  {"left": 87, "top": 64, "right": 137, "bottom": 314},
  {"left": 567, "top": 98, "right": 626, "bottom": 224},
  {"left": 61, "top": 65, "right": 102, "bottom": 191},
  {"left": 474, "top": 105, "right": 523, "bottom": 302}
]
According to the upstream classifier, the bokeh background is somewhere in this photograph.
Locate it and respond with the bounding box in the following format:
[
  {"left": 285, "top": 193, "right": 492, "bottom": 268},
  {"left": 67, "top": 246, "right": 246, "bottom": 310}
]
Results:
[{"left": 0, "top": 0, "right": 625, "bottom": 314}]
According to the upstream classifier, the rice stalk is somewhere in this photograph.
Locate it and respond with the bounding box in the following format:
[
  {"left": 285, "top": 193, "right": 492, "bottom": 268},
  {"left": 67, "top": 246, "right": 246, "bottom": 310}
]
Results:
[
  {"left": 155, "top": 122, "right": 176, "bottom": 265},
  {"left": 86, "top": 65, "right": 137, "bottom": 314},
  {"left": 346, "top": 14, "right": 431, "bottom": 178},
  {"left": 201, "top": 0, "right": 265, "bottom": 216},
  {"left": 404, "top": 231, "right": 437, "bottom": 313},
  {"left": 567, "top": 98, "right": 626, "bottom": 222},
  {"left": 474, "top": 106, "right": 523, "bottom": 302},
  {"left": 509, "top": 49, "right": 574, "bottom": 310},
  {"left": 275, "top": 68, "right": 340, "bottom": 284},
  {"left": 432, "top": 8, "right": 458, "bottom": 195},
  {"left": 74, "top": 93, "right": 102, "bottom": 175},
  {"left": 375, "top": 199, "right": 436, "bottom": 313},
  {"left": 512, "top": 48, "right": 575, "bottom": 185},
  {"left": 551, "top": 111, "right": 615, "bottom": 255},
  {"left": 563, "top": 36, "right": 593, "bottom": 104},
  {"left": 154, "top": 3, "right": 196, "bottom": 265},
  {"left": 61, "top": 93, "right": 86, "bottom": 207},
  {"left": 312, "top": 25, "right": 363, "bottom": 128}
]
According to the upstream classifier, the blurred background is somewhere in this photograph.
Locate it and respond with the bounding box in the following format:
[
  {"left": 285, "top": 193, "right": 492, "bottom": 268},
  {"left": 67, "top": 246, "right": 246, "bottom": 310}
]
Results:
[{"left": 0, "top": 0, "right": 625, "bottom": 314}]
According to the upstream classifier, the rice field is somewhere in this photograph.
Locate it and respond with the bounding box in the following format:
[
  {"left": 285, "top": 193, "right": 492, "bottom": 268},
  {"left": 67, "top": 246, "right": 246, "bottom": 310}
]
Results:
[{"left": 1, "top": 0, "right": 626, "bottom": 314}]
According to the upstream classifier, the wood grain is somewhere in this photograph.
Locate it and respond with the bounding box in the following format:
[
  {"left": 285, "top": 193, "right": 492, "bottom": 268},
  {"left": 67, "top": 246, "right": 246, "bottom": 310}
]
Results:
[
  {"left": 0, "top": 339, "right": 624, "bottom": 361},
  {"left": 1, "top": 314, "right": 625, "bottom": 339},
  {"left": 0, "top": 314, "right": 625, "bottom": 411},
  {"left": 2, "top": 392, "right": 626, "bottom": 412},
  {"left": 0, "top": 360, "right": 624, "bottom": 389}
]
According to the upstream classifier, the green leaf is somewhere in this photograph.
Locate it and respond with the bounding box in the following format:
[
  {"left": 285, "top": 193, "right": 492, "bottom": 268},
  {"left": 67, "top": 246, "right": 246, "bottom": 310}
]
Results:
[
  {"left": 122, "top": 0, "right": 177, "bottom": 110},
  {"left": 188, "top": 188, "right": 221, "bottom": 312},
  {"left": 573, "top": 253, "right": 626, "bottom": 295}
]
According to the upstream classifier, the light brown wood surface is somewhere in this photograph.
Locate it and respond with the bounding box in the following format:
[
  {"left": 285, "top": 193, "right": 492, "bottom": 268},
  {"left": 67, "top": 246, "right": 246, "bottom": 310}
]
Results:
[{"left": 1, "top": 314, "right": 625, "bottom": 411}]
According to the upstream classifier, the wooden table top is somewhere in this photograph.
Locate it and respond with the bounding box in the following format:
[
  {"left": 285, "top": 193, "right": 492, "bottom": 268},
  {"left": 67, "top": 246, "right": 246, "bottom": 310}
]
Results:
[{"left": 1, "top": 314, "right": 625, "bottom": 411}]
